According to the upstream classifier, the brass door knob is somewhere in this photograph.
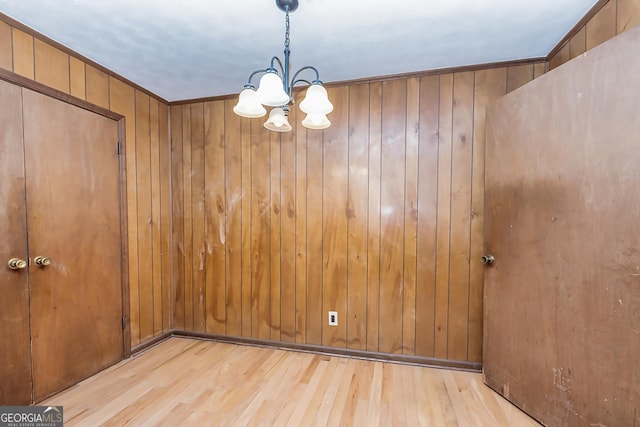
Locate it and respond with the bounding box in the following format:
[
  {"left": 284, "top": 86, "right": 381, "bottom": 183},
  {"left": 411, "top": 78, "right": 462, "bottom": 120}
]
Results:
[
  {"left": 34, "top": 256, "right": 51, "bottom": 266},
  {"left": 8, "top": 258, "right": 28, "bottom": 270}
]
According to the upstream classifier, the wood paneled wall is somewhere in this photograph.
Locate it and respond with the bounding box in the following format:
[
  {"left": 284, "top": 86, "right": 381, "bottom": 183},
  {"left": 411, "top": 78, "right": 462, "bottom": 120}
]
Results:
[
  {"left": 0, "top": 17, "right": 172, "bottom": 348},
  {"left": 549, "top": 0, "right": 640, "bottom": 69},
  {"left": 3, "top": 0, "right": 638, "bottom": 357},
  {"left": 170, "top": 64, "right": 546, "bottom": 362}
]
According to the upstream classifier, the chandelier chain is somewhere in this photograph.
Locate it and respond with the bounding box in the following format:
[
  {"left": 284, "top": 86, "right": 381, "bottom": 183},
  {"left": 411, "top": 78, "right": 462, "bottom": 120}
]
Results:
[{"left": 285, "top": 8, "right": 290, "bottom": 49}]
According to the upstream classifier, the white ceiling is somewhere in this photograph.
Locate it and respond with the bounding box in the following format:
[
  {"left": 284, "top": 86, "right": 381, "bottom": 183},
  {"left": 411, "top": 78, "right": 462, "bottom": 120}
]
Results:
[{"left": 0, "top": 0, "right": 597, "bottom": 102}]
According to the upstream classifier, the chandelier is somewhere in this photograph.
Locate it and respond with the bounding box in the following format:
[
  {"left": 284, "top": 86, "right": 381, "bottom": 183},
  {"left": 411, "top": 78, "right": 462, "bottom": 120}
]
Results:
[{"left": 233, "top": 0, "right": 333, "bottom": 132}]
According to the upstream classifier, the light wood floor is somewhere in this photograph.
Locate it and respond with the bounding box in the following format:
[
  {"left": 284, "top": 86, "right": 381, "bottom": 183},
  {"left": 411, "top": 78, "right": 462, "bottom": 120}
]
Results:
[{"left": 42, "top": 338, "right": 539, "bottom": 426}]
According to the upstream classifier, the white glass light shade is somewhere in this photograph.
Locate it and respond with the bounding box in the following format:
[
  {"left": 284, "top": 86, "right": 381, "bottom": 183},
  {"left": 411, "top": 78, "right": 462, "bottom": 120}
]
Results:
[
  {"left": 302, "top": 113, "right": 331, "bottom": 130},
  {"left": 299, "top": 84, "right": 333, "bottom": 115},
  {"left": 264, "top": 108, "right": 292, "bottom": 132},
  {"left": 233, "top": 88, "right": 267, "bottom": 118},
  {"left": 255, "top": 72, "right": 290, "bottom": 107}
]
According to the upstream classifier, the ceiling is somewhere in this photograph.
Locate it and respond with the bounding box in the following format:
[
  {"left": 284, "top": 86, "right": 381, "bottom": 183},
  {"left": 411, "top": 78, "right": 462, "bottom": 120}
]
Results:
[{"left": 0, "top": 0, "right": 597, "bottom": 102}]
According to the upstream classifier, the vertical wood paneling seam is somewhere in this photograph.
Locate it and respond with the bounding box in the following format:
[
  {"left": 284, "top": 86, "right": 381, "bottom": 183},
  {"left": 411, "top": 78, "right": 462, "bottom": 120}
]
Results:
[
  {"left": 202, "top": 105, "right": 208, "bottom": 333},
  {"left": 432, "top": 77, "right": 441, "bottom": 355},
  {"left": 154, "top": 100, "right": 162, "bottom": 334},
  {"left": 416, "top": 78, "right": 422, "bottom": 356},
  {"left": 321, "top": 129, "right": 325, "bottom": 343},
  {"left": 401, "top": 81, "right": 408, "bottom": 353},
  {"left": 198, "top": 102, "right": 202, "bottom": 330},
  {"left": 504, "top": 69, "right": 509, "bottom": 96},
  {"left": 167, "top": 107, "right": 175, "bottom": 330},
  {"left": 240, "top": 119, "right": 244, "bottom": 335},
  {"left": 297, "top": 124, "right": 301, "bottom": 342},
  {"left": 276, "top": 131, "right": 281, "bottom": 340},
  {"left": 239, "top": 119, "right": 244, "bottom": 335},
  {"left": 279, "top": 132, "right": 283, "bottom": 338},
  {"left": 223, "top": 105, "right": 228, "bottom": 335},
  {"left": 269, "top": 132, "right": 273, "bottom": 340},
  {"left": 67, "top": 55, "right": 70, "bottom": 96},
  {"left": 377, "top": 88, "right": 383, "bottom": 350},
  {"left": 148, "top": 95, "right": 155, "bottom": 335},
  {"left": 415, "top": 81, "right": 422, "bottom": 356},
  {"left": 269, "top": 131, "right": 273, "bottom": 340},
  {"left": 465, "top": 73, "right": 477, "bottom": 360},
  {"left": 194, "top": 104, "right": 200, "bottom": 330},
  {"left": 306, "top": 131, "right": 310, "bottom": 342},
  {"left": 224, "top": 101, "right": 229, "bottom": 335},
  {"left": 165, "top": 107, "right": 170, "bottom": 330},
  {"left": 185, "top": 108, "right": 191, "bottom": 328},
  {"left": 171, "top": 108, "right": 175, "bottom": 330},
  {"left": 568, "top": 40, "right": 574, "bottom": 61},
  {"left": 303, "top": 125, "right": 307, "bottom": 343},
  {"left": 31, "top": 34, "right": 35, "bottom": 82},
  {"left": 196, "top": 104, "right": 201, "bottom": 330},
  {"left": 365, "top": 85, "right": 370, "bottom": 350},
  {"left": 133, "top": 91, "right": 141, "bottom": 344},
  {"left": 212, "top": 102, "right": 217, "bottom": 333},
  {"left": 166, "top": 106, "right": 176, "bottom": 330},
  {"left": 208, "top": 101, "right": 212, "bottom": 333},
  {"left": 346, "top": 88, "right": 350, "bottom": 345},
  {"left": 189, "top": 105, "right": 194, "bottom": 329},
  {"left": 155, "top": 101, "right": 163, "bottom": 334},
  {"left": 107, "top": 72, "right": 111, "bottom": 110},
  {"left": 294, "top": 125, "right": 298, "bottom": 340},
  {"left": 183, "top": 106, "right": 188, "bottom": 329},
  {"left": 10, "top": 26, "right": 14, "bottom": 72},
  {"left": 249, "top": 121, "right": 253, "bottom": 335}
]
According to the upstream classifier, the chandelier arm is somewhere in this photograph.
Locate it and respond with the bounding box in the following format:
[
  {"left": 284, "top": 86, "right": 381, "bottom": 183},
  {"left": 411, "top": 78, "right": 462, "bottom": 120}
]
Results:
[
  {"left": 270, "top": 56, "right": 285, "bottom": 75},
  {"left": 290, "top": 66, "right": 321, "bottom": 83},
  {"left": 245, "top": 68, "right": 271, "bottom": 87},
  {"left": 291, "top": 78, "right": 312, "bottom": 88},
  {"left": 289, "top": 66, "right": 322, "bottom": 95}
]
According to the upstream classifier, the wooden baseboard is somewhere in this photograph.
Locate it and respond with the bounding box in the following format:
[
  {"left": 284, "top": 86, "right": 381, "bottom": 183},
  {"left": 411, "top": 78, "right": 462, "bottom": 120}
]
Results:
[
  {"left": 170, "top": 330, "right": 482, "bottom": 372},
  {"left": 131, "top": 331, "right": 172, "bottom": 355}
]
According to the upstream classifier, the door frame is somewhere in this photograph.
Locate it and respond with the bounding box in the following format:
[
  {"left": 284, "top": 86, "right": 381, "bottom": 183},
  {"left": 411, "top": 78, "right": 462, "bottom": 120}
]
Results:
[{"left": 0, "top": 68, "right": 131, "bottom": 358}]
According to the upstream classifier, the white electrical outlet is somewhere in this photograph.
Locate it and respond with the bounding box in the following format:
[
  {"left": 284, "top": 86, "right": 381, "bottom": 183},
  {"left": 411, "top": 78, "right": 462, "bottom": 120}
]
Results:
[{"left": 328, "top": 311, "right": 338, "bottom": 326}]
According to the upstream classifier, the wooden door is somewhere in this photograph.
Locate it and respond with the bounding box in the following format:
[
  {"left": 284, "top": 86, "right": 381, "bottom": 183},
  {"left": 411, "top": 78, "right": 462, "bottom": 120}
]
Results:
[
  {"left": 483, "top": 27, "right": 640, "bottom": 426},
  {"left": 0, "top": 80, "right": 33, "bottom": 405},
  {"left": 22, "top": 88, "right": 124, "bottom": 402}
]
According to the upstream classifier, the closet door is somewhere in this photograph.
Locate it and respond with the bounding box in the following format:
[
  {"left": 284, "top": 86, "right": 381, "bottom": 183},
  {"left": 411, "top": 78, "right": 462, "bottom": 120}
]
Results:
[
  {"left": 22, "top": 88, "right": 124, "bottom": 402},
  {"left": 484, "top": 27, "right": 640, "bottom": 425},
  {"left": 0, "top": 80, "right": 32, "bottom": 405}
]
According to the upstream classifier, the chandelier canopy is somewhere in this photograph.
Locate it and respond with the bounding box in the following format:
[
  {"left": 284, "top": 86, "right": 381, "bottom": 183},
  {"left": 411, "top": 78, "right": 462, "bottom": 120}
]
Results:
[{"left": 233, "top": 0, "right": 333, "bottom": 132}]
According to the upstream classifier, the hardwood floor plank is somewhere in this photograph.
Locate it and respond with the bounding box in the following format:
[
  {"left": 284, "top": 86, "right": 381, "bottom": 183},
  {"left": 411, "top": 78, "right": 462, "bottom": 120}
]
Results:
[
  {"left": 444, "top": 369, "right": 472, "bottom": 426},
  {"left": 299, "top": 357, "right": 345, "bottom": 426},
  {"left": 337, "top": 361, "right": 361, "bottom": 426},
  {"left": 365, "top": 362, "right": 383, "bottom": 426},
  {"left": 284, "top": 358, "right": 330, "bottom": 427},
  {"left": 319, "top": 358, "right": 355, "bottom": 426},
  {"left": 104, "top": 387, "right": 166, "bottom": 426},
  {"left": 42, "top": 338, "right": 540, "bottom": 426}
]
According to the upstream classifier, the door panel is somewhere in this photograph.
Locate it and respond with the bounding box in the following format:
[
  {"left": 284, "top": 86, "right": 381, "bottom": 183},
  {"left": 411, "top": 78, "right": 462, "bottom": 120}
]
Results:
[
  {"left": 484, "top": 27, "right": 640, "bottom": 425},
  {"left": 22, "top": 88, "right": 124, "bottom": 402},
  {"left": 0, "top": 80, "right": 32, "bottom": 405}
]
